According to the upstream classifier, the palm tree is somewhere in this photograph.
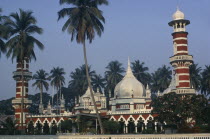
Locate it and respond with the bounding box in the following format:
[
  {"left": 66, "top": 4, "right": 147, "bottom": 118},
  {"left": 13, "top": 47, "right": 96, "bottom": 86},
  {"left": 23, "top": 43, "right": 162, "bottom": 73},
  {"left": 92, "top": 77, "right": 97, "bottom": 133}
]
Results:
[
  {"left": 201, "top": 65, "right": 210, "bottom": 96},
  {"left": 50, "top": 67, "right": 65, "bottom": 112},
  {"left": 32, "top": 69, "right": 50, "bottom": 114},
  {"left": 58, "top": 0, "right": 108, "bottom": 134},
  {"left": 131, "top": 60, "right": 151, "bottom": 87},
  {"left": 150, "top": 71, "right": 160, "bottom": 93},
  {"left": 157, "top": 65, "right": 171, "bottom": 92},
  {"left": 5, "top": 9, "right": 44, "bottom": 131},
  {"left": 0, "top": 8, "right": 7, "bottom": 58},
  {"left": 105, "top": 60, "right": 124, "bottom": 97},
  {"left": 189, "top": 64, "right": 201, "bottom": 91},
  {"left": 151, "top": 65, "right": 171, "bottom": 93},
  {"left": 69, "top": 65, "right": 95, "bottom": 97},
  {"left": 92, "top": 74, "right": 106, "bottom": 92}
]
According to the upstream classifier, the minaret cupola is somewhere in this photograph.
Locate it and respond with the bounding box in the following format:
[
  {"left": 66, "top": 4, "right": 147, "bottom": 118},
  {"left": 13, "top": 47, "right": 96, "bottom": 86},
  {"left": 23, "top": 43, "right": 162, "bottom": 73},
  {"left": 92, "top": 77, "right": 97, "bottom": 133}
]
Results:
[{"left": 169, "top": 8, "right": 190, "bottom": 33}]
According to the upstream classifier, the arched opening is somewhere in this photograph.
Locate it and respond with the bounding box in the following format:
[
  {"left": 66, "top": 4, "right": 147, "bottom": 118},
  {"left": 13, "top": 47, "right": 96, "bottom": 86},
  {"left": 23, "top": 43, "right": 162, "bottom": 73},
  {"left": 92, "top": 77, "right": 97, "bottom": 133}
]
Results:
[
  {"left": 157, "top": 123, "right": 162, "bottom": 133},
  {"left": 51, "top": 120, "right": 57, "bottom": 135},
  {"left": 43, "top": 121, "right": 50, "bottom": 134},
  {"left": 119, "top": 118, "right": 125, "bottom": 134},
  {"left": 27, "top": 121, "right": 34, "bottom": 134},
  {"left": 137, "top": 118, "right": 144, "bottom": 133},
  {"left": 128, "top": 118, "right": 135, "bottom": 133},
  {"left": 147, "top": 117, "right": 155, "bottom": 131},
  {"left": 35, "top": 121, "right": 42, "bottom": 135}
]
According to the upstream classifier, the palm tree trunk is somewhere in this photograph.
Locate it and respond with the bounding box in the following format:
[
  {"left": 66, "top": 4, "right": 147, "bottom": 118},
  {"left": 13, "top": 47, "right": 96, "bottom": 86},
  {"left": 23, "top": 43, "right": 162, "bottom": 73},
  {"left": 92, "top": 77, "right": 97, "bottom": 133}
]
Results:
[
  {"left": 21, "top": 60, "right": 24, "bottom": 134},
  {"left": 82, "top": 42, "right": 104, "bottom": 134},
  {"left": 57, "top": 87, "right": 58, "bottom": 114},
  {"left": 40, "top": 83, "right": 43, "bottom": 114}
]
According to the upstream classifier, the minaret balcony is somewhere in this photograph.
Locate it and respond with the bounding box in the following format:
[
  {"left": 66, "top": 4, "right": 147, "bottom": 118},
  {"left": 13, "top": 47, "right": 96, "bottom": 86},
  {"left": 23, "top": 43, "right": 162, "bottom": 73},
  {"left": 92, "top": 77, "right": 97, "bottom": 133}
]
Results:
[
  {"left": 12, "top": 98, "right": 32, "bottom": 104},
  {"left": 170, "top": 55, "right": 193, "bottom": 63},
  {"left": 175, "top": 88, "right": 195, "bottom": 94},
  {"left": 13, "top": 71, "right": 32, "bottom": 80}
]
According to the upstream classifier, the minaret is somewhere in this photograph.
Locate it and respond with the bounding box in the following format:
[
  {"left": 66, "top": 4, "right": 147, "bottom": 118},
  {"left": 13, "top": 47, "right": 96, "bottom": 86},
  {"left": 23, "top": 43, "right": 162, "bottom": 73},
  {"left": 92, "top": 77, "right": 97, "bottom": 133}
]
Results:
[
  {"left": 47, "top": 100, "right": 52, "bottom": 115},
  {"left": 168, "top": 8, "right": 195, "bottom": 95},
  {"left": 60, "top": 94, "right": 65, "bottom": 113},
  {"left": 12, "top": 59, "right": 32, "bottom": 130}
]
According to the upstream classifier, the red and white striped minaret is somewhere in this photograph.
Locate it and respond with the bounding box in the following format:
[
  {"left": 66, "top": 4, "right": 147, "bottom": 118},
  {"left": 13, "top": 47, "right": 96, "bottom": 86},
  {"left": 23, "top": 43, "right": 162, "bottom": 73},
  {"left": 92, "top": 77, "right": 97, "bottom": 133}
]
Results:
[
  {"left": 168, "top": 8, "right": 195, "bottom": 95},
  {"left": 12, "top": 59, "right": 32, "bottom": 130}
]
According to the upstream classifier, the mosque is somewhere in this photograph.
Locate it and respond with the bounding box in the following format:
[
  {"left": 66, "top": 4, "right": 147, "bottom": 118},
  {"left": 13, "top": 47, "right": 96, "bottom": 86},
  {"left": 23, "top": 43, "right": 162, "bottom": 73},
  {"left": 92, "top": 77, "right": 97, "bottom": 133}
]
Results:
[{"left": 11, "top": 8, "right": 196, "bottom": 133}]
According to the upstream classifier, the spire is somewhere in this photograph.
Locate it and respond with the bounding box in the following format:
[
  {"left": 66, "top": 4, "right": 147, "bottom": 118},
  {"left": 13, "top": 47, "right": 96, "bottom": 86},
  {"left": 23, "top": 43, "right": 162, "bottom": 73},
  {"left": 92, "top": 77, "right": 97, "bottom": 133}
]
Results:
[
  {"left": 128, "top": 56, "right": 130, "bottom": 67},
  {"left": 62, "top": 94, "right": 64, "bottom": 99},
  {"left": 157, "top": 90, "right": 160, "bottom": 96},
  {"left": 146, "top": 84, "right": 149, "bottom": 90},
  {"left": 125, "top": 57, "right": 135, "bottom": 78},
  {"left": 97, "top": 87, "right": 100, "bottom": 92},
  {"left": 48, "top": 100, "right": 51, "bottom": 105}
]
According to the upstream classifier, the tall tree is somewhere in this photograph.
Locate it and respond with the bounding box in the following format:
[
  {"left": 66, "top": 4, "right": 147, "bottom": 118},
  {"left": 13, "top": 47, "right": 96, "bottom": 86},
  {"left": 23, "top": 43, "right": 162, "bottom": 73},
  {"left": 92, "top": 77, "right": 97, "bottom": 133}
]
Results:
[
  {"left": 201, "top": 65, "right": 210, "bottom": 96},
  {"left": 5, "top": 9, "right": 44, "bottom": 132},
  {"left": 32, "top": 69, "right": 50, "bottom": 114},
  {"left": 131, "top": 60, "right": 151, "bottom": 87},
  {"left": 151, "top": 93, "right": 209, "bottom": 130},
  {"left": 105, "top": 60, "right": 124, "bottom": 97},
  {"left": 189, "top": 64, "right": 201, "bottom": 91},
  {"left": 92, "top": 74, "right": 106, "bottom": 92},
  {"left": 69, "top": 65, "right": 95, "bottom": 97},
  {"left": 58, "top": 0, "right": 108, "bottom": 134},
  {"left": 151, "top": 65, "right": 171, "bottom": 93},
  {"left": 0, "top": 8, "right": 8, "bottom": 58},
  {"left": 50, "top": 67, "right": 65, "bottom": 111}
]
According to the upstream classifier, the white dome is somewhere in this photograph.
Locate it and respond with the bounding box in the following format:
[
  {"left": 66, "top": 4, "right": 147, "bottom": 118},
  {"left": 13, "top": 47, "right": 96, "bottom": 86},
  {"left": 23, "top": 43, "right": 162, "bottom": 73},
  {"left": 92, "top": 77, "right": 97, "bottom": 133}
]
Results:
[
  {"left": 173, "top": 8, "right": 184, "bottom": 20},
  {"left": 114, "top": 58, "right": 145, "bottom": 98}
]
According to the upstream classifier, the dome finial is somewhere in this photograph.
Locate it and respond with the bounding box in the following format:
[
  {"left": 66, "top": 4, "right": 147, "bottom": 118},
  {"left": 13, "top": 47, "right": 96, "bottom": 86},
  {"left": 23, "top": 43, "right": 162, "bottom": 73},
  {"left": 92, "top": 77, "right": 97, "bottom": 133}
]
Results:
[{"left": 177, "top": 5, "right": 180, "bottom": 11}]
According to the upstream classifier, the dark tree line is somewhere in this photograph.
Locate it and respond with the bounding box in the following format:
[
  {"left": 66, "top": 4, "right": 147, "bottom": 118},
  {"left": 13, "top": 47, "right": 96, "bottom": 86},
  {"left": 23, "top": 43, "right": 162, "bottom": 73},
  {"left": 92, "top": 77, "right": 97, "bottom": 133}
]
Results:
[{"left": 151, "top": 92, "right": 210, "bottom": 133}]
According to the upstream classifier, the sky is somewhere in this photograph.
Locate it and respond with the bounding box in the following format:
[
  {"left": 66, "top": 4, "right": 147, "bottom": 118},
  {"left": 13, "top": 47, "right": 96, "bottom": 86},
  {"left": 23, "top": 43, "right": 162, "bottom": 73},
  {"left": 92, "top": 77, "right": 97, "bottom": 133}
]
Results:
[{"left": 0, "top": 0, "right": 209, "bottom": 100}]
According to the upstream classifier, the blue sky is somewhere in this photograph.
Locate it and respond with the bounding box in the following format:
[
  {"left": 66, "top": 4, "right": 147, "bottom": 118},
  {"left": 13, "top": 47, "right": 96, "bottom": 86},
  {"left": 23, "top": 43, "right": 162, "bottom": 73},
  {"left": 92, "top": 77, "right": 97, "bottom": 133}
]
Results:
[{"left": 0, "top": 0, "right": 209, "bottom": 100}]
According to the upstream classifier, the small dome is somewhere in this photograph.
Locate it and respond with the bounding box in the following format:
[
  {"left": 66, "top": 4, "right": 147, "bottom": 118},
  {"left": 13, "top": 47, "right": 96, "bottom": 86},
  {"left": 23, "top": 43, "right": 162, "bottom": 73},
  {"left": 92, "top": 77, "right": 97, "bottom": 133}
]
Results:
[
  {"left": 114, "top": 58, "right": 145, "bottom": 98},
  {"left": 173, "top": 8, "right": 184, "bottom": 20}
]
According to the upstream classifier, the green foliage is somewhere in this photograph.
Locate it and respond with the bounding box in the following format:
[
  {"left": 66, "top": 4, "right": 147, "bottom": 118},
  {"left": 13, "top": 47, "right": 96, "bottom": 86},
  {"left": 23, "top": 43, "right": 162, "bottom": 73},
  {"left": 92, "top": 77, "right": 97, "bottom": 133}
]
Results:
[
  {"left": 92, "top": 74, "right": 106, "bottom": 93},
  {"left": 58, "top": 0, "right": 108, "bottom": 44},
  {"left": 131, "top": 60, "right": 151, "bottom": 87},
  {"left": 201, "top": 65, "right": 210, "bottom": 96},
  {"left": 69, "top": 64, "right": 96, "bottom": 97},
  {"left": 75, "top": 116, "right": 95, "bottom": 133},
  {"left": 50, "top": 67, "right": 65, "bottom": 90},
  {"left": 32, "top": 69, "right": 50, "bottom": 92},
  {"left": 151, "top": 65, "right": 171, "bottom": 93},
  {"left": 58, "top": 119, "right": 72, "bottom": 133},
  {"left": 0, "top": 98, "right": 14, "bottom": 115},
  {"left": 28, "top": 93, "right": 52, "bottom": 114},
  {"left": 0, "top": 117, "right": 18, "bottom": 135},
  {"left": 105, "top": 60, "right": 125, "bottom": 97},
  {"left": 5, "top": 9, "right": 44, "bottom": 62},
  {"left": 103, "top": 120, "right": 120, "bottom": 134},
  {"left": 151, "top": 92, "right": 209, "bottom": 130},
  {"left": 0, "top": 8, "right": 8, "bottom": 58},
  {"left": 189, "top": 64, "right": 202, "bottom": 91}
]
